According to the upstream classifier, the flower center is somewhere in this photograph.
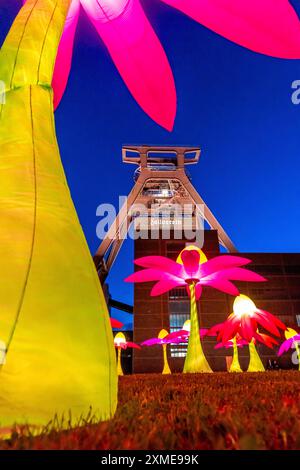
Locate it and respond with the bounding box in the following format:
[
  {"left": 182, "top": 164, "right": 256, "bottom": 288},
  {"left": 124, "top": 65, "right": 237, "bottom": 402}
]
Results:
[
  {"left": 233, "top": 294, "right": 256, "bottom": 318},
  {"left": 81, "top": 0, "right": 130, "bottom": 22}
]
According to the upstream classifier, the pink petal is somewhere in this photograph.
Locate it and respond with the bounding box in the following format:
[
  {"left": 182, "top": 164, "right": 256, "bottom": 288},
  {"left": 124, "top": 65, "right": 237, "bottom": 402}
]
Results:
[
  {"left": 141, "top": 338, "right": 162, "bottom": 346},
  {"left": 278, "top": 338, "right": 293, "bottom": 356},
  {"left": 151, "top": 279, "right": 183, "bottom": 296},
  {"left": 124, "top": 268, "right": 166, "bottom": 283},
  {"left": 168, "top": 336, "right": 188, "bottom": 344},
  {"left": 216, "top": 267, "right": 267, "bottom": 283},
  {"left": 199, "top": 255, "right": 251, "bottom": 278},
  {"left": 254, "top": 311, "right": 281, "bottom": 337},
  {"left": 161, "top": 0, "right": 300, "bottom": 59},
  {"left": 221, "top": 316, "right": 240, "bottom": 343},
  {"left": 110, "top": 318, "right": 124, "bottom": 328},
  {"left": 240, "top": 317, "right": 256, "bottom": 342},
  {"left": 126, "top": 342, "right": 141, "bottom": 350},
  {"left": 134, "top": 256, "right": 183, "bottom": 278},
  {"left": 82, "top": 0, "right": 176, "bottom": 130},
  {"left": 52, "top": 0, "right": 80, "bottom": 109},
  {"left": 165, "top": 330, "right": 189, "bottom": 341},
  {"left": 257, "top": 309, "right": 286, "bottom": 331},
  {"left": 206, "top": 323, "right": 223, "bottom": 337},
  {"left": 255, "top": 333, "right": 278, "bottom": 348},
  {"left": 181, "top": 249, "right": 200, "bottom": 278},
  {"left": 201, "top": 278, "right": 240, "bottom": 296},
  {"left": 195, "top": 283, "right": 202, "bottom": 300}
]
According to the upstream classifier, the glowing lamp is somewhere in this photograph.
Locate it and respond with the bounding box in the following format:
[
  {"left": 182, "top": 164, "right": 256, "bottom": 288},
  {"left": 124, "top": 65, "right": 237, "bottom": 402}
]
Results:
[
  {"left": 233, "top": 294, "right": 256, "bottom": 318},
  {"left": 114, "top": 332, "right": 126, "bottom": 348},
  {"left": 182, "top": 319, "right": 191, "bottom": 332}
]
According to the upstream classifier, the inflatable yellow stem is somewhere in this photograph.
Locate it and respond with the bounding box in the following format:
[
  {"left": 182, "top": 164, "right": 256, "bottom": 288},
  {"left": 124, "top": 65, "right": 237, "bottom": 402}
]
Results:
[
  {"left": 0, "top": 0, "right": 117, "bottom": 431},
  {"left": 247, "top": 340, "right": 265, "bottom": 372},
  {"left": 183, "top": 282, "right": 212, "bottom": 373},
  {"left": 229, "top": 337, "right": 243, "bottom": 373}
]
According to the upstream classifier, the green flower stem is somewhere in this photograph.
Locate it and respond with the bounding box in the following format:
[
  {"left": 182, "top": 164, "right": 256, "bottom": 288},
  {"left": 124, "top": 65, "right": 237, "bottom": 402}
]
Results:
[{"left": 183, "top": 282, "right": 212, "bottom": 373}]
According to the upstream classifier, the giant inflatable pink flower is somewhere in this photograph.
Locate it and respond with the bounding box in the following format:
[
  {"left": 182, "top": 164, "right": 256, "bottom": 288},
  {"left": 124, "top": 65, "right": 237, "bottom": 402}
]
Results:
[
  {"left": 48, "top": 0, "right": 300, "bottom": 130},
  {"left": 124, "top": 248, "right": 266, "bottom": 298}
]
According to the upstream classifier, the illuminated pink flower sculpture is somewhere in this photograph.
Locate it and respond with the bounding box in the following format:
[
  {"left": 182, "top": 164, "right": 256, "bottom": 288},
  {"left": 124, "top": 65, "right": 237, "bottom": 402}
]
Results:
[
  {"left": 125, "top": 246, "right": 266, "bottom": 373},
  {"left": 49, "top": 0, "right": 300, "bottom": 130},
  {"left": 114, "top": 332, "right": 140, "bottom": 375},
  {"left": 278, "top": 327, "right": 300, "bottom": 370}
]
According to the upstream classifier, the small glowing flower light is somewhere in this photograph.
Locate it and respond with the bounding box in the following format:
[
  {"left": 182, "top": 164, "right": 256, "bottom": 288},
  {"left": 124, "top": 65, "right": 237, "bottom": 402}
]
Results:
[
  {"left": 210, "top": 294, "right": 286, "bottom": 372},
  {"left": 114, "top": 332, "right": 141, "bottom": 376},
  {"left": 125, "top": 247, "right": 266, "bottom": 373},
  {"left": 278, "top": 328, "right": 300, "bottom": 370},
  {"left": 142, "top": 329, "right": 172, "bottom": 374}
]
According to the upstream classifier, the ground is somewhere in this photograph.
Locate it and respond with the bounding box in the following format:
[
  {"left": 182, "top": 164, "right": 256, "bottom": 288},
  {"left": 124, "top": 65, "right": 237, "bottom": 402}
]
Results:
[{"left": 1, "top": 371, "right": 300, "bottom": 450}]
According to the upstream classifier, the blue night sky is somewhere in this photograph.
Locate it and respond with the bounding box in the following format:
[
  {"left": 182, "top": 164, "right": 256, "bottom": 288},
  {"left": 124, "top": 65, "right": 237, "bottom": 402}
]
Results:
[{"left": 1, "top": 1, "right": 300, "bottom": 327}]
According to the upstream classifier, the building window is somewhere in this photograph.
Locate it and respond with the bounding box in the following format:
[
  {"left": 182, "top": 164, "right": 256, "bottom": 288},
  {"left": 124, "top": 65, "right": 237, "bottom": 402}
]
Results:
[
  {"left": 169, "top": 312, "right": 189, "bottom": 357},
  {"left": 169, "top": 287, "right": 188, "bottom": 300}
]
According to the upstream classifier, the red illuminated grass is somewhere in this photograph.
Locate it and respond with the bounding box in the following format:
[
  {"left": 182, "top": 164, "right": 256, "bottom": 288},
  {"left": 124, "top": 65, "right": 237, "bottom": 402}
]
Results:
[{"left": 1, "top": 371, "right": 300, "bottom": 450}]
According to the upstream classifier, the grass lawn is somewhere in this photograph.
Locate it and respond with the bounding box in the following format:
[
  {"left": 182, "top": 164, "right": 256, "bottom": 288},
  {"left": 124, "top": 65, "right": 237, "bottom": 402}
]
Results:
[{"left": 1, "top": 371, "right": 300, "bottom": 450}]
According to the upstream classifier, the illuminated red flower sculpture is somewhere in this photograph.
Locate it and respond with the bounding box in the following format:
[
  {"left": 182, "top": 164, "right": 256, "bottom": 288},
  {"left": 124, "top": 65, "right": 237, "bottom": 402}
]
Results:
[
  {"left": 208, "top": 294, "right": 285, "bottom": 372},
  {"left": 125, "top": 246, "right": 266, "bottom": 373},
  {"left": 211, "top": 294, "right": 286, "bottom": 345},
  {"left": 50, "top": 0, "right": 300, "bottom": 130}
]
